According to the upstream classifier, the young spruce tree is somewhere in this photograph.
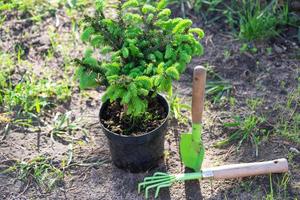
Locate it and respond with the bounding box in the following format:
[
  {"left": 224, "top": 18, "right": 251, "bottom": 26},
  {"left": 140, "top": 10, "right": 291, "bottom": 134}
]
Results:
[{"left": 77, "top": 0, "right": 204, "bottom": 118}]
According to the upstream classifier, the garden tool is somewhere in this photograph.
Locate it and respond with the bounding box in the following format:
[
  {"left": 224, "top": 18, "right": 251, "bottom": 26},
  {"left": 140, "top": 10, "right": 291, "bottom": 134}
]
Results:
[
  {"left": 180, "top": 66, "right": 206, "bottom": 171},
  {"left": 138, "top": 158, "right": 289, "bottom": 199}
]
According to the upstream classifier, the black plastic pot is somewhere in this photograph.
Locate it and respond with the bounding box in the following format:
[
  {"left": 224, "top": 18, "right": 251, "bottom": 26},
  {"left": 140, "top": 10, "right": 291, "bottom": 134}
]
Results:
[{"left": 99, "top": 94, "right": 169, "bottom": 173}]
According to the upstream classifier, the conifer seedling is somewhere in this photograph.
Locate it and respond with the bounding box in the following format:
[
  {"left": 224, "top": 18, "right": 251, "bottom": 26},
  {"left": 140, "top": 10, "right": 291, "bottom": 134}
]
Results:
[{"left": 77, "top": 0, "right": 204, "bottom": 128}]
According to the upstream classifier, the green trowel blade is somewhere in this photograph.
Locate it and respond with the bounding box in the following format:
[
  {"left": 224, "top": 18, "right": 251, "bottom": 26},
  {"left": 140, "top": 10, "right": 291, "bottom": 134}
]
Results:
[{"left": 180, "top": 124, "right": 205, "bottom": 171}]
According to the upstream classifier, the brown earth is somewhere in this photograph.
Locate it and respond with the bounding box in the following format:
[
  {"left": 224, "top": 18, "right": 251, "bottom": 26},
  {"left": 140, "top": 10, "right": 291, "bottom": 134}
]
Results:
[{"left": 0, "top": 3, "right": 299, "bottom": 200}]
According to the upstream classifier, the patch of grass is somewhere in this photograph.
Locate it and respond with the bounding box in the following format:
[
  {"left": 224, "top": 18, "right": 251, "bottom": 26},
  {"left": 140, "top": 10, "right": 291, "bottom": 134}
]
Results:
[
  {"left": 0, "top": 69, "right": 72, "bottom": 138},
  {"left": 238, "top": 0, "right": 289, "bottom": 41},
  {"left": 151, "top": 0, "right": 294, "bottom": 42},
  {"left": 151, "top": 0, "right": 224, "bottom": 19},
  {"left": 275, "top": 80, "right": 300, "bottom": 144},
  {"left": 276, "top": 112, "right": 300, "bottom": 144},
  {"left": 0, "top": 0, "right": 60, "bottom": 22},
  {"left": 0, "top": 0, "right": 94, "bottom": 22},
  {"left": 1, "top": 156, "right": 64, "bottom": 192},
  {"left": 214, "top": 115, "right": 268, "bottom": 156},
  {"left": 65, "top": 0, "right": 93, "bottom": 9},
  {"left": 266, "top": 173, "right": 291, "bottom": 200},
  {"left": 1, "top": 73, "right": 71, "bottom": 115},
  {"left": 228, "top": 173, "right": 291, "bottom": 200},
  {"left": 190, "top": 0, "right": 224, "bottom": 21},
  {"left": 0, "top": 53, "right": 15, "bottom": 105},
  {"left": 0, "top": 52, "right": 72, "bottom": 127}
]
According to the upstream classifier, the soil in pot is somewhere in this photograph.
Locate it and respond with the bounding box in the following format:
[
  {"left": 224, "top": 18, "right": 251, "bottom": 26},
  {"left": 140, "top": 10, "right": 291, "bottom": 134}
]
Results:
[
  {"left": 99, "top": 94, "right": 169, "bottom": 172},
  {"left": 100, "top": 96, "right": 168, "bottom": 136}
]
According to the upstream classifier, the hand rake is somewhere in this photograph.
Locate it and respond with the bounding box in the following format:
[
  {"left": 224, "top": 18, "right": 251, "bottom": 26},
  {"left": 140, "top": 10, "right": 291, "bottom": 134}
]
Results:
[{"left": 138, "top": 158, "right": 288, "bottom": 199}]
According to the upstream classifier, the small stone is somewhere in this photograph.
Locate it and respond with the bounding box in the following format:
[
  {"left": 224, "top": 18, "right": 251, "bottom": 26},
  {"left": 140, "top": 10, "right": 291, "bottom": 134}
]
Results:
[
  {"left": 15, "top": 180, "right": 23, "bottom": 190},
  {"left": 39, "top": 35, "right": 50, "bottom": 45},
  {"left": 274, "top": 62, "right": 281, "bottom": 67},
  {"left": 289, "top": 147, "right": 300, "bottom": 154},
  {"left": 274, "top": 44, "right": 284, "bottom": 54}
]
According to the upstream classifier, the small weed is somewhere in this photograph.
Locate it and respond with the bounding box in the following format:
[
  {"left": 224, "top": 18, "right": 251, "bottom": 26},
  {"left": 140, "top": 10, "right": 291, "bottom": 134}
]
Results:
[
  {"left": 223, "top": 49, "right": 231, "bottom": 60},
  {"left": 0, "top": 52, "right": 14, "bottom": 70},
  {"left": 266, "top": 173, "right": 291, "bottom": 200},
  {"left": 229, "top": 97, "right": 236, "bottom": 108},
  {"left": 64, "top": 0, "right": 94, "bottom": 24},
  {"left": 0, "top": 53, "right": 15, "bottom": 106},
  {"left": 0, "top": 15, "right": 6, "bottom": 27},
  {"left": 48, "top": 26, "right": 59, "bottom": 53},
  {"left": 206, "top": 80, "right": 232, "bottom": 104},
  {"left": 240, "top": 43, "right": 248, "bottom": 53},
  {"left": 1, "top": 156, "right": 64, "bottom": 192},
  {"left": 204, "top": 65, "right": 232, "bottom": 103},
  {"left": 49, "top": 111, "right": 89, "bottom": 144},
  {"left": 266, "top": 47, "right": 273, "bottom": 55},
  {"left": 66, "top": 0, "right": 93, "bottom": 9},
  {"left": 191, "top": 0, "right": 224, "bottom": 22},
  {"left": 168, "top": 95, "right": 190, "bottom": 124},
  {"left": 246, "top": 97, "right": 264, "bottom": 110},
  {"left": 240, "top": 43, "right": 258, "bottom": 54},
  {"left": 154, "top": 0, "right": 223, "bottom": 19},
  {"left": 223, "top": 7, "right": 235, "bottom": 30},
  {"left": 193, "top": 0, "right": 223, "bottom": 13},
  {"left": 266, "top": 174, "right": 274, "bottom": 200},
  {"left": 214, "top": 115, "right": 267, "bottom": 156},
  {"left": 0, "top": 115, "right": 36, "bottom": 140},
  {"left": 204, "top": 63, "right": 216, "bottom": 76}
]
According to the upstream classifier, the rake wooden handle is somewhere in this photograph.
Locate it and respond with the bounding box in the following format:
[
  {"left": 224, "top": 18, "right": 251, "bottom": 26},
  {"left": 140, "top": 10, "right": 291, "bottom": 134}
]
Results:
[
  {"left": 203, "top": 158, "right": 288, "bottom": 179},
  {"left": 192, "top": 66, "right": 206, "bottom": 124}
]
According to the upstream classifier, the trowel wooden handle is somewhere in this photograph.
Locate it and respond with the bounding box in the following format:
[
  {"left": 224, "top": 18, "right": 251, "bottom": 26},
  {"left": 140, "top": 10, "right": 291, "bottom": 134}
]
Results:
[
  {"left": 192, "top": 66, "right": 206, "bottom": 123},
  {"left": 204, "top": 158, "right": 289, "bottom": 179}
]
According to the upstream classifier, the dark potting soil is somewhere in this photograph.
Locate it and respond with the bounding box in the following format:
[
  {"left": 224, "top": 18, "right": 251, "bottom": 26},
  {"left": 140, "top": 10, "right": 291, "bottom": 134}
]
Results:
[{"left": 100, "top": 96, "right": 167, "bottom": 136}]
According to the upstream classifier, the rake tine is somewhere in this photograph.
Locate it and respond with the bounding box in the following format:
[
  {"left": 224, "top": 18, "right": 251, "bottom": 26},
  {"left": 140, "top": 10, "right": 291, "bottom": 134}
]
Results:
[
  {"left": 153, "top": 172, "right": 168, "bottom": 176},
  {"left": 143, "top": 176, "right": 172, "bottom": 185},
  {"left": 138, "top": 176, "right": 172, "bottom": 193},
  {"left": 143, "top": 175, "right": 169, "bottom": 182},
  {"left": 155, "top": 182, "right": 173, "bottom": 198},
  {"left": 145, "top": 180, "right": 172, "bottom": 199}
]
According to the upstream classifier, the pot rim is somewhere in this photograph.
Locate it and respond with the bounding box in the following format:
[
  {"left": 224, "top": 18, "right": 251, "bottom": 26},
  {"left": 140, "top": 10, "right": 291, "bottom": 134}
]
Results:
[{"left": 99, "top": 93, "right": 169, "bottom": 139}]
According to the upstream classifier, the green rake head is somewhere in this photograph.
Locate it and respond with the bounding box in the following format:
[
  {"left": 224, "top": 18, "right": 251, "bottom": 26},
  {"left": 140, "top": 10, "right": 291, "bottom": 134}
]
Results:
[
  {"left": 138, "top": 171, "right": 203, "bottom": 199},
  {"left": 138, "top": 172, "right": 176, "bottom": 199}
]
